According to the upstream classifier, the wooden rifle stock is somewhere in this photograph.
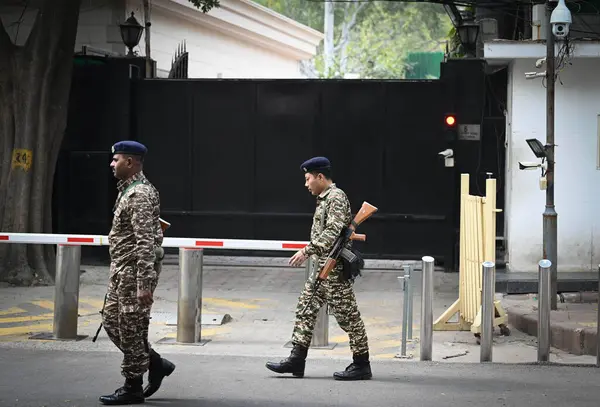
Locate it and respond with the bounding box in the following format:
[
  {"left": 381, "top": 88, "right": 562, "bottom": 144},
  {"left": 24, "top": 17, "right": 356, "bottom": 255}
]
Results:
[
  {"left": 350, "top": 233, "right": 366, "bottom": 242},
  {"left": 159, "top": 217, "right": 171, "bottom": 233}
]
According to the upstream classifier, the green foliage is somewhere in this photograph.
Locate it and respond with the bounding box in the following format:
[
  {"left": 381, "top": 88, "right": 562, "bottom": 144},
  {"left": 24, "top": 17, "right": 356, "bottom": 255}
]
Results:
[
  {"left": 252, "top": 0, "right": 452, "bottom": 79},
  {"left": 188, "top": 0, "right": 221, "bottom": 13}
]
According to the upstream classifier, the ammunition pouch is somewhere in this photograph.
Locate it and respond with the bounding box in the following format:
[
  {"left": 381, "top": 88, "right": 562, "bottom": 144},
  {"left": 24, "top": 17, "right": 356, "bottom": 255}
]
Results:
[{"left": 341, "top": 246, "right": 365, "bottom": 282}]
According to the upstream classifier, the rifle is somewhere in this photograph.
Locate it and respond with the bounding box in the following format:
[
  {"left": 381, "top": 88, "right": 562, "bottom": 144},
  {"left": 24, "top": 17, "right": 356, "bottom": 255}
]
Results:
[{"left": 301, "top": 201, "right": 378, "bottom": 315}]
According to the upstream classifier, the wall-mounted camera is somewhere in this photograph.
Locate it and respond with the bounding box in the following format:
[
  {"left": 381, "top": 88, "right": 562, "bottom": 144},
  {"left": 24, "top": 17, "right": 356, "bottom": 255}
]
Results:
[
  {"left": 438, "top": 149, "right": 454, "bottom": 168},
  {"left": 519, "top": 138, "right": 550, "bottom": 190},
  {"left": 518, "top": 161, "right": 544, "bottom": 171}
]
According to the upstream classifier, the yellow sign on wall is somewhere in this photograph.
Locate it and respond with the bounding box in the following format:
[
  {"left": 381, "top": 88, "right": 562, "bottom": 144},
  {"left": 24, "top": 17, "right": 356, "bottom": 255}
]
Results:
[{"left": 11, "top": 149, "right": 32, "bottom": 171}]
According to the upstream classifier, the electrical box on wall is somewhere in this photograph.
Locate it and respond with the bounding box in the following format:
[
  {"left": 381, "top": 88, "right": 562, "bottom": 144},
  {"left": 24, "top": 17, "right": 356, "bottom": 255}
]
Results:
[{"left": 532, "top": 4, "right": 548, "bottom": 40}]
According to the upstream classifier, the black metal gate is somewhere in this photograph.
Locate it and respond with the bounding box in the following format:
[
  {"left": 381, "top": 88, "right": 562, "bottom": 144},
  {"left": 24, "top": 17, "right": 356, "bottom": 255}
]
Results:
[
  {"left": 55, "top": 57, "right": 495, "bottom": 271},
  {"left": 133, "top": 78, "right": 455, "bottom": 263}
]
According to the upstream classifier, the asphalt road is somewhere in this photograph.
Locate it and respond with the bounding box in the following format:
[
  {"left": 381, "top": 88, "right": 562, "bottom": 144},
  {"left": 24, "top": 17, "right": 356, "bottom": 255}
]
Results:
[{"left": 0, "top": 348, "right": 599, "bottom": 407}]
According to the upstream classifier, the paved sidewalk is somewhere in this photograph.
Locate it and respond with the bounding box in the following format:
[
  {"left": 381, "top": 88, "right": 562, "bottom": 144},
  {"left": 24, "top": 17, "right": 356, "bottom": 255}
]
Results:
[
  {"left": 0, "top": 258, "right": 596, "bottom": 365},
  {"left": 502, "top": 294, "right": 599, "bottom": 357}
]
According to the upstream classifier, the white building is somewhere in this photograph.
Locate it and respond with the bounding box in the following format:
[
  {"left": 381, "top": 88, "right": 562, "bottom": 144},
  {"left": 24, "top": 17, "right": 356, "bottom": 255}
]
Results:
[
  {"left": 485, "top": 39, "right": 600, "bottom": 273},
  {"left": 0, "top": 0, "right": 323, "bottom": 79}
]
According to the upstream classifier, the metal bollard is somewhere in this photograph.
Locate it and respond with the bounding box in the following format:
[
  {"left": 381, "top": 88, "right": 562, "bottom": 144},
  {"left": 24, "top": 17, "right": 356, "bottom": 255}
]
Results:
[
  {"left": 177, "top": 248, "right": 203, "bottom": 344},
  {"left": 398, "top": 266, "right": 410, "bottom": 357},
  {"left": 538, "top": 259, "right": 552, "bottom": 362},
  {"left": 305, "top": 257, "right": 329, "bottom": 347},
  {"left": 407, "top": 264, "right": 414, "bottom": 340},
  {"left": 420, "top": 256, "right": 434, "bottom": 361},
  {"left": 480, "top": 261, "right": 495, "bottom": 362},
  {"left": 54, "top": 244, "right": 83, "bottom": 339},
  {"left": 394, "top": 264, "right": 414, "bottom": 359},
  {"left": 31, "top": 244, "right": 86, "bottom": 341}
]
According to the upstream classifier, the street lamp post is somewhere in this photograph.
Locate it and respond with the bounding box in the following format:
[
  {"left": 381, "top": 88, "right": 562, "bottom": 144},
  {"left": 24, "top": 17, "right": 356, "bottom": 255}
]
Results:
[
  {"left": 457, "top": 20, "right": 480, "bottom": 57},
  {"left": 544, "top": 1, "right": 558, "bottom": 311},
  {"left": 119, "top": 12, "right": 144, "bottom": 57}
]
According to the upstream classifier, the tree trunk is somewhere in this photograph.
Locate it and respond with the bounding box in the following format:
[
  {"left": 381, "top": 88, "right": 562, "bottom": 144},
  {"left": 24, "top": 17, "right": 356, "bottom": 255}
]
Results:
[{"left": 0, "top": 0, "right": 82, "bottom": 286}]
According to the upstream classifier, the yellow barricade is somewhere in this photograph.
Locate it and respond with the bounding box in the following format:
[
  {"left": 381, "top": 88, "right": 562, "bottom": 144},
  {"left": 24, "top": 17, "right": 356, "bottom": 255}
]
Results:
[{"left": 434, "top": 173, "right": 508, "bottom": 335}]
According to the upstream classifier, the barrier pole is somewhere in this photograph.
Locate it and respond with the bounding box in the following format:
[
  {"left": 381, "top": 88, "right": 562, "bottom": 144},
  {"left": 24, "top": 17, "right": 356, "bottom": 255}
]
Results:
[
  {"left": 407, "top": 264, "right": 414, "bottom": 340},
  {"left": 53, "top": 244, "right": 82, "bottom": 340},
  {"left": 177, "top": 248, "right": 203, "bottom": 344},
  {"left": 480, "top": 261, "right": 495, "bottom": 362},
  {"left": 538, "top": 259, "right": 552, "bottom": 362},
  {"left": 421, "top": 256, "right": 434, "bottom": 361},
  {"left": 305, "top": 257, "right": 329, "bottom": 347}
]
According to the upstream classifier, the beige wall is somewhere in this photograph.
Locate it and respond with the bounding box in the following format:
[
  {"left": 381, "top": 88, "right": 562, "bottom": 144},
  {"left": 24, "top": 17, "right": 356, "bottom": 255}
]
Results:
[{"left": 143, "top": 6, "right": 302, "bottom": 78}]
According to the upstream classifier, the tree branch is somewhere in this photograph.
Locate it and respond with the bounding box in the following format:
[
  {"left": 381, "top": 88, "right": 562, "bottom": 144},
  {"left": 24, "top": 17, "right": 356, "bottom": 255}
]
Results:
[{"left": 333, "top": 1, "right": 366, "bottom": 55}]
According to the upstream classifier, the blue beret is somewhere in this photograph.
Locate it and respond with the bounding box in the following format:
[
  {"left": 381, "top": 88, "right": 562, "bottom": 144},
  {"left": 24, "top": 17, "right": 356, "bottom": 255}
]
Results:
[
  {"left": 300, "top": 156, "right": 331, "bottom": 173},
  {"left": 111, "top": 140, "right": 147, "bottom": 156}
]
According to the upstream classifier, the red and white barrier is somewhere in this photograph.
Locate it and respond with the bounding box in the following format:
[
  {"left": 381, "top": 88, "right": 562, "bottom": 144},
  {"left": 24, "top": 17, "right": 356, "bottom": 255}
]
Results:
[{"left": 0, "top": 233, "right": 308, "bottom": 251}]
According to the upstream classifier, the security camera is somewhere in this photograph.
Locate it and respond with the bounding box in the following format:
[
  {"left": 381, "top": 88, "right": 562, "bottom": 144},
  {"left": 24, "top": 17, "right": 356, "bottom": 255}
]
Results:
[
  {"left": 535, "top": 57, "right": 546, "bottom": 68},
  {"left": 551, "top": 0, "right": 572, "bottom": 39},
  {"left": 553, "top": 23, "right": 569, "bottom": 38},
  {"left": 518, "top": 161, "right": 542, "bottom": 171},
  {"left": 438, "top": 149, "right": 454, "bottom": 167},
  {"left": 438, "top": 149, "right": 453, "bottom": 158},
  {"left": 525, "top": 71, "right": 546, "bottom": 80}
]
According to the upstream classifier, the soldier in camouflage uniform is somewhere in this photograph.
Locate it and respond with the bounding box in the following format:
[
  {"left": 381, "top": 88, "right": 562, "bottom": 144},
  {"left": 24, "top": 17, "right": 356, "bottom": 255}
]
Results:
[
  {"left": 265, "top": 156, "right": 372, "bottom": 381},
  {"left": 99, "top": 141, "right": 176, "bottom": 405}
]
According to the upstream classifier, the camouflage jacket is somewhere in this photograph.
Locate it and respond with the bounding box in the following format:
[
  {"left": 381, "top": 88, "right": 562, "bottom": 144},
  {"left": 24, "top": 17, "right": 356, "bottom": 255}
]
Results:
[
  {"left": 303, "top": 184, "right": 352, "bottom": 266},
  {"left": 108, "top": 171, "right": 163, "bottom": 291}
]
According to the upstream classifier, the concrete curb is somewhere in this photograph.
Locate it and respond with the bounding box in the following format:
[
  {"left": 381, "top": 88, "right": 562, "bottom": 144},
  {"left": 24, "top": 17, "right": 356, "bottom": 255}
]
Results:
[{"left": 507, "top": 306, "right": 598, "bottom": 356}]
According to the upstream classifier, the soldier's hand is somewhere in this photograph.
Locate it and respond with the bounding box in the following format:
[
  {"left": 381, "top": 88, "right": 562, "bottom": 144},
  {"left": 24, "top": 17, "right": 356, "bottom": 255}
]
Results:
[
  {"left": 289, "top": 249, "right": 308, "bottom": 267},
  {"left": 137, "top": 289, "right": 153, "bottom": 307}
]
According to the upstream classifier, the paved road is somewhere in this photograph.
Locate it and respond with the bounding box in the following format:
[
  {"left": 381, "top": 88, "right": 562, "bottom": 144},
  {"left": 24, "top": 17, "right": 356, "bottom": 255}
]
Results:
[{"left": 0, "top": 348, "right": 599, "bottom": 407}]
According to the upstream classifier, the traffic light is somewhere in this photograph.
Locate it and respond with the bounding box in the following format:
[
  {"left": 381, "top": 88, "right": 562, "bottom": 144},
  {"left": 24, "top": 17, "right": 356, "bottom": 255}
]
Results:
[{"left": 444, "top": 113, "right": 458, "bottom": 142}]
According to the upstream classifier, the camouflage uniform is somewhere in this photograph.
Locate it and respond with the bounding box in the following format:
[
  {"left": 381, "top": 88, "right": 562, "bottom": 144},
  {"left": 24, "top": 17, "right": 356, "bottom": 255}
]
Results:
[
  {"left": 103, "top": 171, "right": 163, "bottom": 380},
  {"left": 291, "top": 184, "right": 369, "bottom": 355}
]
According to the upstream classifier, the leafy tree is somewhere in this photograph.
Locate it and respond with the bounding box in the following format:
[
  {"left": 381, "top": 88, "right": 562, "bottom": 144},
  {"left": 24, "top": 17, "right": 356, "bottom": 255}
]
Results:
[
  {"left": 253, "top": 0, "right": 452, "bottom": 79},
  {"left": 0, "top": 0, "right": 219, "bottom": 286}
]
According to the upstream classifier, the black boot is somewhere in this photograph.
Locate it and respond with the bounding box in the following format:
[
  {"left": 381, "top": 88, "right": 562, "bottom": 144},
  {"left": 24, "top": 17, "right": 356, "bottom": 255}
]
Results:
[
  {"left": 333, "top": 352, "right": 373, "bottom": 381},
  {"left": 143, "top": 349, "right": 176, "bottom": 398},
  {"left": 99, "top": 376, "right": 145, "bottom": 405},
  {"left": 265, "top": 344, "right": 308, "bottom": 378}
]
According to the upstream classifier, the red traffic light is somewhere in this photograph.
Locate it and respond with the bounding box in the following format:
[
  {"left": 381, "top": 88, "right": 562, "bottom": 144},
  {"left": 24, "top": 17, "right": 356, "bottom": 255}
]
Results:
[{"left": 445, "top": 115, "right": 456, "bottom": 127}]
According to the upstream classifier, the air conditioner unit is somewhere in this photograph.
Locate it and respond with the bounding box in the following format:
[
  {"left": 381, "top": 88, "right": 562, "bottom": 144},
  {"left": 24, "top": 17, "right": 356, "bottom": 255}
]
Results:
[{"left": 532, "top": 4, "right": 548, "bottom": 40}]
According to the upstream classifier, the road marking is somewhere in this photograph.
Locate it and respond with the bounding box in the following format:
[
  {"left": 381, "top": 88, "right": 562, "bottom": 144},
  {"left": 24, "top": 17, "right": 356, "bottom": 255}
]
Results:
[
  {"left": 162, "top": 326, "right": 231, "bottom": 338},
  {"left": 78, "top": 298, "right": 106, "bottom": 309},
  {"left": 203, "top": 298, "right": 260, "bottom": 309},
  {"left": 0, "top": 323, "right": 53, "bottom": 337},
  {"left": 30, "top": 300, "right": 55, "bottom": 311},
  {"left": 0, "top": 307, "right": 27, "bottom": 316},
  {"left": 0, "top": 313, "right": 54, "bottom": 324}
]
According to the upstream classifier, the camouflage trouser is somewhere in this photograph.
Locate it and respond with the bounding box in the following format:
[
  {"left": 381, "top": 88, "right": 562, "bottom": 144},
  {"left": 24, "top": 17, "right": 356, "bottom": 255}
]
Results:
[
  {"left": 291, "top": 268, "right": 369, "bottom": 355},
  {"left": 103, "top": 249, "right": 163, "bottom": 379}
]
